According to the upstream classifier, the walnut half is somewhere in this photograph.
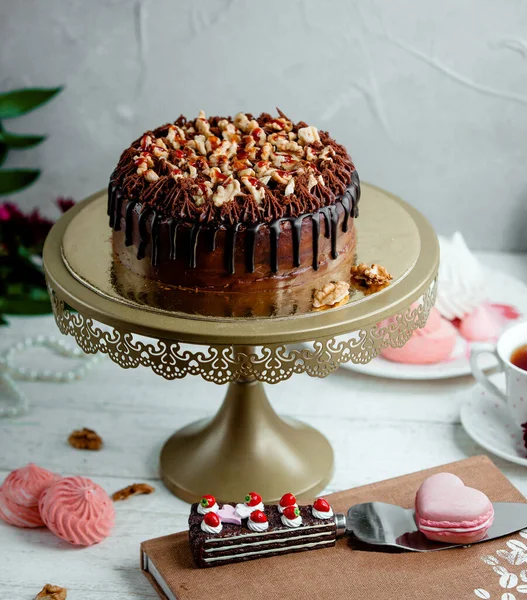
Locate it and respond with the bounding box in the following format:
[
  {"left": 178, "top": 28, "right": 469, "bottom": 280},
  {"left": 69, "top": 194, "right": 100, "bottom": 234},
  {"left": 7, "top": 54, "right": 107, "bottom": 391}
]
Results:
[
  {"left": 112, "top": 483, "right": 155, "bottom": 502},
  {"left": 313, "top": 281, "right": 350, "bottom": 309},
  {"left": 67, "top": 428, "right": 103, "bottom": 451},
  {"left": 35, "top": 584, "right": 67, "bottom": 600},
  {"left": 350, "top": 263, "right": 392, "bottom": 287}
]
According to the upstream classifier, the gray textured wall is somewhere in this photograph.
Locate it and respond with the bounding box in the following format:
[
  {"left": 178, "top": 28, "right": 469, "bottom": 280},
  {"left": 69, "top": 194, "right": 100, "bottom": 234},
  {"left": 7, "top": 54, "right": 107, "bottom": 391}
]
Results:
[{"left": 1, "top": 0, "right": 526, "bottom": 250}]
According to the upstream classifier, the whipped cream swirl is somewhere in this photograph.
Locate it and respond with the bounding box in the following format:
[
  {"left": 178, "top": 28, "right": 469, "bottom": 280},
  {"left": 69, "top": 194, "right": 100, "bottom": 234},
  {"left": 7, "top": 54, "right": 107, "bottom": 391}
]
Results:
[
  {"left": 248, "top": 519, "right": 269, "bottom": 532},
  {"left": 278, "top": 502, "right": 298, "bottom": 514},
  {"left": 312, "top": 506, "right": 334, "bottom": 520},
  {"left": 198, "top": 502, "right": 219, "bottom": 515},
  {"left": 281, "top": 514, "right": 302, "bottom": 528},
  {"left": 235, "top": 501, "right": 264, "bottom": 519},
  {"left": 201, "top": 519, "right": 223, "bottom": 534}
]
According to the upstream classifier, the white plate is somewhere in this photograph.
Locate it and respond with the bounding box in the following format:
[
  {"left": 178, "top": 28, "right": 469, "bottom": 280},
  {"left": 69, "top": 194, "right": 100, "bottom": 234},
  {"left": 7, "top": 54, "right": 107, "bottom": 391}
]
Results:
[
  {"left": 460, "top": 373, "right": 527, "bottom": 467},
  {"left": 341, "top": 268, "right": 527, "bottom": 380}
]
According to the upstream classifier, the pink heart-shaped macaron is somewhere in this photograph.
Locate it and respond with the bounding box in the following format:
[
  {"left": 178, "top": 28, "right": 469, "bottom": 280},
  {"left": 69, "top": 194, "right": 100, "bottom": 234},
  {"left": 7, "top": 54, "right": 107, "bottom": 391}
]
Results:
[
  {"left": 415, "top": 473, "right": 494, "bottom": 544},
  {"left": 416, "top": 473, "right": 491, "bottom": 521}
]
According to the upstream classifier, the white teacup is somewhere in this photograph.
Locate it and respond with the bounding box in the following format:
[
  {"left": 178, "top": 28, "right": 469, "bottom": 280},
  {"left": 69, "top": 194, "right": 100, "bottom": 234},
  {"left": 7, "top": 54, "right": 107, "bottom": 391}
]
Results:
[{"left": 470, "top": 321, "right": 527, "bottom": 427}]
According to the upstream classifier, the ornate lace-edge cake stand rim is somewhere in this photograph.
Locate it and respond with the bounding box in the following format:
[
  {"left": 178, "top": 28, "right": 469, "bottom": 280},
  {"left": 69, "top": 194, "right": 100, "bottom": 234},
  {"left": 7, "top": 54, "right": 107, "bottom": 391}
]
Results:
[{"left": 43, "top": 183, "right": 439, "bottom": 346}]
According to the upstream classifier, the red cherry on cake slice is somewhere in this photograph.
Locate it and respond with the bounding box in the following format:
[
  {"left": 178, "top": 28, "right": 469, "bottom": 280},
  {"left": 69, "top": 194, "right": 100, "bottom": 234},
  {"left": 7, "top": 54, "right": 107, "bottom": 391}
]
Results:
[
  {"left": 279, "top": 492, "right": 297, "bottom": 507},
  {"left": 283, "top": 505, "right": 300, "bottom": 519},
  {"left": 204, "top": 512, "right": 221, "bottom": 527},
  {"left": 200, "top": 494, "right": 216, "bottom": 508},
  {"left": 313, "top": 498, "right": 331, "bottom": 512},
  {"left": 244, "top": 492, "right": 262, "bottom": 506},
  {"left": 250, "top": 510, "right": 268, "bottom": 523}
]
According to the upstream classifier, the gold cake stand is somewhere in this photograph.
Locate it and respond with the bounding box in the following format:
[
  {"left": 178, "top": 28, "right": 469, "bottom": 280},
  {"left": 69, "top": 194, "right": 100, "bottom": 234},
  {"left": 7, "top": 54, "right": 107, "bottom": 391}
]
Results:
[{"left": 43, "top": 183, "right": 439, "bottom": 503}]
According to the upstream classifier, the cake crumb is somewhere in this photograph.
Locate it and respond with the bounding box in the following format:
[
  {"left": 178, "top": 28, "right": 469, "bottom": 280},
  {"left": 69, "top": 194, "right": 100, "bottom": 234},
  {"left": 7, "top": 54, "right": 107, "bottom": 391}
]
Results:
[
  {"left": 35, "top": 584, "right": 67, "bottom": 600},
  {"left": 112, "top": 482, "right": 155, "bottom": 502},
  {"left": 350, "top": 263, "right": 392, "bottom": 291},
  {"left": 313, "top": 281, "right": 350, "bottom": 309},
  {"left": 67, "top": 428, "right": 103, "bottom": 451}
]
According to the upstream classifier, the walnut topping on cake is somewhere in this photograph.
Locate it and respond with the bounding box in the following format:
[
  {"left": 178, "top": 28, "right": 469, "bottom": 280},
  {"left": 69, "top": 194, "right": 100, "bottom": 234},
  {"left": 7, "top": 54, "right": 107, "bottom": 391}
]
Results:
[
  {"left": 313, "top": 281, "right": 350, "bottom": 309},
  {"left": 111, "top": 110, "right": 357, "bottom": 225},
  {"left": 350, "top": 263, "right": 393, "bottom": 288}
]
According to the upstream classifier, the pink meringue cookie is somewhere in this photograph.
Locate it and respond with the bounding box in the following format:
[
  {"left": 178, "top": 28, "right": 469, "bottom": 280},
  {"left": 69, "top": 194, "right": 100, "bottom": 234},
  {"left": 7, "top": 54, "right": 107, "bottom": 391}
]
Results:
[
  {"left": 39, "top": 476, "right": 115, "bottom": 546},
  {"left": 458, "top": 304, "right": 502, "bottom": 342},
  {"left": 0, "top": 487, "right": 45, "bottom": 528},
  {"left": 2, "top": 463, "right": 59, "bottom": 507},
  {"left": 381, "top": 308, "right": 457, "bottom": 365}
]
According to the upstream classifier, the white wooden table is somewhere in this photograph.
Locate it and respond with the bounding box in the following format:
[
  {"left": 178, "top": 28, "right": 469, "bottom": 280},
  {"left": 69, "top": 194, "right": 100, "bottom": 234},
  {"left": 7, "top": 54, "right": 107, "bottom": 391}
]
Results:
[{"left": 1, "top": 251, "right": 526, "bottom": 599}]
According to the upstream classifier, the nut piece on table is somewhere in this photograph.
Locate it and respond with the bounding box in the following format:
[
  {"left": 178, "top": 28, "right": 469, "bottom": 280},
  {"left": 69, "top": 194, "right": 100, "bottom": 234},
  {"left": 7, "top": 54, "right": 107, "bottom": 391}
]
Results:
[
  {"left": 312, "top": 281, "right": 350, "bottom": 310},
  {"left": 112, "top": 482, "right": 155, "bottom": 502},
  {"left": 67, "top": 428, "right": 103, "bottom": 451},
  {"left": 35, "top": 584, "right": 67, "bottom": 600},
  {"left": 350, "top": 263, "right": 392, "bottom": 292}
]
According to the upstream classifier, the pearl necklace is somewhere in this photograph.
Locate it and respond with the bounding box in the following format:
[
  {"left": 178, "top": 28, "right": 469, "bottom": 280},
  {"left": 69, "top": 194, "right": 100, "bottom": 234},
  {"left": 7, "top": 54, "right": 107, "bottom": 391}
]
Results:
[{"left": 0, "top": 335, "right": 103, "bottom": 418}]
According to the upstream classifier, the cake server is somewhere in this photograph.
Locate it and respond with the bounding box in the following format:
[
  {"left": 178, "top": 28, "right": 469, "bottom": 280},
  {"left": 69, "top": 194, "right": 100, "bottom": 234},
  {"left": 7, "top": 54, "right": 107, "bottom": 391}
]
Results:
[{"left": 334, "top": 502, "right": 527, "bottom": 552}]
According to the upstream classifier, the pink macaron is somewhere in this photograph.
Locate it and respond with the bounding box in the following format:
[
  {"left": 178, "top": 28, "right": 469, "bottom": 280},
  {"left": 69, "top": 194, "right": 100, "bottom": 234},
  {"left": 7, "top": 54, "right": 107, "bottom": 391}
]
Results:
[
  {"left": 381, "top": 308, "right": 457, "bottom": 365},
  {"left": 415, "top": 473, "right": 494, "bottom": 544}
]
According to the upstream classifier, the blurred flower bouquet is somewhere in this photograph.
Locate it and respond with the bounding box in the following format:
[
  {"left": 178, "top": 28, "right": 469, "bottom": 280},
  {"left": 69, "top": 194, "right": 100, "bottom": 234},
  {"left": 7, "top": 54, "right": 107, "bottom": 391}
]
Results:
[
  {"left": 0, "top": 85, "right": 68, "bottom": 324},
  {"left": 0, "top": 199, "right": 74, "bottom": 324}
]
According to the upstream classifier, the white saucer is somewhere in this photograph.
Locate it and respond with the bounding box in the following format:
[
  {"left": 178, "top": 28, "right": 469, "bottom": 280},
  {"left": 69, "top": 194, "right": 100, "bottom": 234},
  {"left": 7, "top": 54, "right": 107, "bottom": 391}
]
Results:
[
  {"left": 342, "top": 268, "right": 527, "bottom": 380},
  {"left": 460, "top": 373, "right": 527, "bottom": 467}
]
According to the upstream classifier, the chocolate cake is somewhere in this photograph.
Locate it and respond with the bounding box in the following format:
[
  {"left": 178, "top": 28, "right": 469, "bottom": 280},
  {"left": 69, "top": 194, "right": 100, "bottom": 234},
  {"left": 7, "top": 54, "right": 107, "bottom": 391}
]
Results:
[
  {"left": 108, "top": 110, "right": 360, "bottom": 291},
  {"left": 188, "top": 497, "right": 336, "bottom": 568}
]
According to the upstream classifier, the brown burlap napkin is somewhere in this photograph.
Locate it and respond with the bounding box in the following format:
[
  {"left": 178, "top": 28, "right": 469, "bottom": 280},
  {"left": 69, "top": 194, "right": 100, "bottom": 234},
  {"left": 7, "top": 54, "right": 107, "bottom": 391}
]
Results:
[{"left": 141, "top": 456, "right": 527, "bottom": 600}]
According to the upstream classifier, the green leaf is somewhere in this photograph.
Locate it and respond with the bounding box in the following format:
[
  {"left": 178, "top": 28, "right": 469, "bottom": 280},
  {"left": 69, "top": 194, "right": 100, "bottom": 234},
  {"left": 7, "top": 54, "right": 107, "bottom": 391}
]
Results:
[
  {"left": 0, "top": 143, "right": 6, "bottom": 167},
  {"left": 0, "top": 130, "right": 46, "bottom": 149},
  {"left": 0, "top": 169, "right": 40, "bottom": 195},
  {"left": 0, "top": 314, "right": 7, "bottom": 326},
  {"left": 0, "top": 296, "right": 51, "bottom": 315},
  {"left": 0, "top": 87, "right": 63, "bottom": 119}
]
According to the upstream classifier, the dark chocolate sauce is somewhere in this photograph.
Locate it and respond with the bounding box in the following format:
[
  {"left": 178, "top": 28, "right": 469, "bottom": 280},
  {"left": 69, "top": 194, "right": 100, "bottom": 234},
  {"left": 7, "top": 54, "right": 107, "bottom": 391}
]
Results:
[
  {"left": 150, "top": 210, "right": 160, "bottom": 266},
  {"left": 110, "top": 170, "right": 360, "bottom": 276},
  {"left": 136, "top": 206, "right": 150, "bottom": 260},
  {"left": 124, "top": 200, "right": 137, "bottom": 247},
  {"left": 188, "top": 224, "right": 200, "bottom": 269}
]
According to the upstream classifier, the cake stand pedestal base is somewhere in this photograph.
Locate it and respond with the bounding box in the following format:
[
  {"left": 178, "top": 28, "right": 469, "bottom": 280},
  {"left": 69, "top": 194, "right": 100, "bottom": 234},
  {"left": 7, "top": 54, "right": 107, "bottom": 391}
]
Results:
[{"left": 160, "top": 378, "right": 333, "bottom": 503}]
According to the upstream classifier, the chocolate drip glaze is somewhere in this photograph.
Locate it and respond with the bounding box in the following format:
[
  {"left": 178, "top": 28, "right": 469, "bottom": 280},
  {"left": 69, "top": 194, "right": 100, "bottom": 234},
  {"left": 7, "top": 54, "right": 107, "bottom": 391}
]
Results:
[
  {"left": 311, "top": 213, "right": 320, "bottom": 271},
  {"left": 124, "top": 200, "right": 136, "bottom": 247},
  {"left": 168, "top": 219, "right": 177, "bottom": 260},
  {"left": 137, "top": 207, "right": 150, "bottom": 260},
  {"left": 109, "top": 170, "right": 360, "bottom": 276},
  {"left": 150, "top": 211, "right": 160, "bottom": 266},
  {"left": 189, "top": 224, "right": 200, "bottom": 269},
  {"left": 225, "top": 223, "right": 241, "bottom": 275},
  {"left": 208, "top": 227, "right": 218, "bottom": 252}
]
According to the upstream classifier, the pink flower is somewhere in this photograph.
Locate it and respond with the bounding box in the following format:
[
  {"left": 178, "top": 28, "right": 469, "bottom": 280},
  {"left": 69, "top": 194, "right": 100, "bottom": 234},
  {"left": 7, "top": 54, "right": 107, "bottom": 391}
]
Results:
[
  {"left": 0, "top": 202, "right": 23, "bottom": 221},
  {"left": 56, "top": 197, "right": 75, "bottom": 213}
]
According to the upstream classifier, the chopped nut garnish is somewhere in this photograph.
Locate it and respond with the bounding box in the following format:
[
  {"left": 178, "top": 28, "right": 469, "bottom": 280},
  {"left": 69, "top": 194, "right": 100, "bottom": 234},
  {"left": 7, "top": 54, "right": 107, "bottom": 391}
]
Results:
[
  {"left": 350, "top": 263, "right": 393, "bottom": 288},
  {"left": 313, "top": 281, "right": 350, "bottom": 309},
  {"left": 67, "top": 428, "right": 103, "bottom": 451},
  {"left": 112, "top": 482, "right": 155, "bottom": 502},
  {"left": 123, "top": 109, "right": 348, "bottom": 211},
  {"left": 35, "top": 584, "right": 67, "bottom": 600}
]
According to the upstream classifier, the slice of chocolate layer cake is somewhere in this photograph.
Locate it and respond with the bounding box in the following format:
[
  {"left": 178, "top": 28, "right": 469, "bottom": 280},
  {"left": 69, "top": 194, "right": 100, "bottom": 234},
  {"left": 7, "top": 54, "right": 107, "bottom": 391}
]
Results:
[{"left": 189, "top": 498, "right": 336, "bottom": 568}]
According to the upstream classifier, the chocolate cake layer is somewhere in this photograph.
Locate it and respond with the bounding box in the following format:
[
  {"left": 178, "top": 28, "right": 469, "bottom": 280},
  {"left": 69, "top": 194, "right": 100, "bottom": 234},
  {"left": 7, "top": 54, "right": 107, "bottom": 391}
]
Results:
[
  {"left": 189, "top": 503, "right": 336, "bottom": 568},
  {"left": 110, "top": 176, "right": 358, "bottom": 290}
]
